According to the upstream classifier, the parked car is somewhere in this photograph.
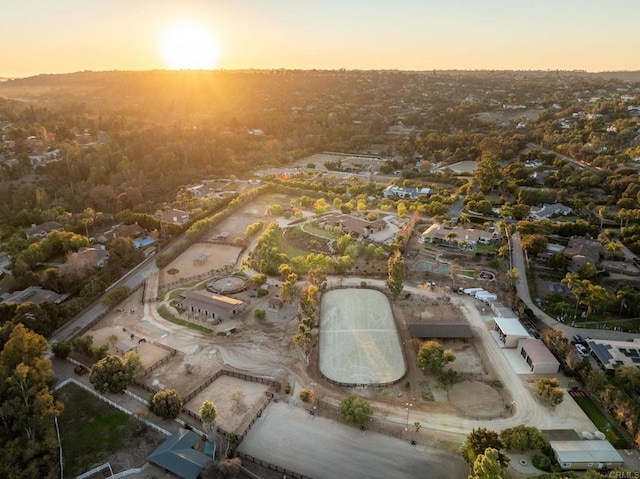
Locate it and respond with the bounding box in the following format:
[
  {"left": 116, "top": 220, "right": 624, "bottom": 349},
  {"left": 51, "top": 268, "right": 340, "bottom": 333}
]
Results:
[
  {"left": 575, "top": 343, "right": 589, "bottom": 358},
  {"left": 573, "top": 334, "right": 585, "bottom": 344}
]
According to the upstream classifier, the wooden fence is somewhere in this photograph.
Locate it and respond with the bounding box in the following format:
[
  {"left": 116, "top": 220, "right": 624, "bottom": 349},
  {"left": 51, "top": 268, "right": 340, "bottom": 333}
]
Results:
[{"left": 236, "top": 452, "right": 314, "bottom": 479}]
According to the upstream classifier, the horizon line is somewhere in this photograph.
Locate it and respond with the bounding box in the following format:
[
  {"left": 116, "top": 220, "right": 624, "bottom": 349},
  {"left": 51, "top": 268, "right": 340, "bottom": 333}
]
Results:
[{"left": 3, "top": 67, "right": 640, "bottom": 80}]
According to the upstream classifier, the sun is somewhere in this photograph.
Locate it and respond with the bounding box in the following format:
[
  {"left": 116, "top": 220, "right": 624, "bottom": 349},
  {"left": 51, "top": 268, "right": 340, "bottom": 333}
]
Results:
[{"left": 160, "top": 22, "right": 220, "bottom": 70}]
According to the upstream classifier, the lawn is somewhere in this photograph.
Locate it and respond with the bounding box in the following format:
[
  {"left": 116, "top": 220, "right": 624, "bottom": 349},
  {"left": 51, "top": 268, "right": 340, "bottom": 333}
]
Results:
[
  {"left": 570, "top": 391, "right": 628, "bottom": 448},
  {"left": 302, "top": 222, "right": 340, "bottom": 240},
  {"left": 57, "top": 382, "right": 165, "bottom": 476}
]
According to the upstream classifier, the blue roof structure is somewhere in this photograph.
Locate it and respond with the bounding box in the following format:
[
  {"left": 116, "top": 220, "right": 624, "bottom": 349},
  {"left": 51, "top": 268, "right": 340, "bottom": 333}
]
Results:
[{"left": 148, "top": 429, "right": 211, "bottom": 479}]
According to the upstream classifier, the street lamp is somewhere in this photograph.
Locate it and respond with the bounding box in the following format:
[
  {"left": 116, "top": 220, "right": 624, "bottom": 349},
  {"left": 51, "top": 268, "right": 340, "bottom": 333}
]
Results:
[{"left": 405, "top": 403, "right": 413, "bottom": 431}]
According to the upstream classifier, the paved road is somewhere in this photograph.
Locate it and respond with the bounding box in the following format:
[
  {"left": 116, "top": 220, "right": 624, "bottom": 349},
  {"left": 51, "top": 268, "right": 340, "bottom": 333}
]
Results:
[
  {"left": 51, "top": 253, "right": 164, "bottom": 342},
  {"left": 238, "top": 402, "right": 468, "bottom": 479},
  {"left": 511, "top": 233, "right": 638, "bottom": 341},
  {"left": 526, "top": 143, "right": 602, "bottom": 177}
]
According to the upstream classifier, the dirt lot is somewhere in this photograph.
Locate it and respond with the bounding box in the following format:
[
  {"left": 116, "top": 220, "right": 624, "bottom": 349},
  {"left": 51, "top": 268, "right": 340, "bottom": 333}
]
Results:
[
  {"left": 184, "top": 375, "right": 270, "bottom": 433},
  {"left": 159, "top": 243, "right": 242, "bottom": 285}
]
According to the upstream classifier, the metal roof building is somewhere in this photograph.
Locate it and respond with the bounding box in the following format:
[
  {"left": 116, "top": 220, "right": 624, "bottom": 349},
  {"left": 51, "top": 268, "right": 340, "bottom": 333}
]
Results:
[
  {"left": 518, "top": 338, "right": 560, "bottom": 374},
  {"left": 493, "top": 317, "right": 529, "bottom": 348},
  {"left": 176, "top": 289, "right": 245, "bottom": 322},
  {"left": 550, "top": 440, "right": 623, "bottom": 471},
  {"left": 408, "top": 322, "right": 473, "bottom": 340},
  {"left": 148, "top": 429, "right": 211, "bottom": 479}
]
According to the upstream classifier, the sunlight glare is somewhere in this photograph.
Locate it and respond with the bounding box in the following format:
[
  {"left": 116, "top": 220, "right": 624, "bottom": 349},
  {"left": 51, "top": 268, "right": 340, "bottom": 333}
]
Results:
[{"left": 161, "top": 22, "right": 219, "bottom": 70}]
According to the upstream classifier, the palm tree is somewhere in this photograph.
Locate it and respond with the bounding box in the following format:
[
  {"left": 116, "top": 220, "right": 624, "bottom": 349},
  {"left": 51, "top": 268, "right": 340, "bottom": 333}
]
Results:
[{"left": 445, "top": 232, "right": 458, "bottom": 245}]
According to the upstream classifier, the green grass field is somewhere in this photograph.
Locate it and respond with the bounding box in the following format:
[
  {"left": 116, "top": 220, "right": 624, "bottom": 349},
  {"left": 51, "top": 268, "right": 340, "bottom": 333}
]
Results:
[
  {"left": 570, "top": 391, "right": 628, "bottom": 448},
  {"left": 58, "top": 383, "right": 140, "bottom": 475}
]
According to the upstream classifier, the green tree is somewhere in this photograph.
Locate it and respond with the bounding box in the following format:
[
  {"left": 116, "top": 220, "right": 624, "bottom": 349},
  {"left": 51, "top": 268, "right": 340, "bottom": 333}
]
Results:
[
  {"left": 281, "top": 272, "right": 299, "bottom": 303},
  {"left": 417, "top": 340, "right": 456, "bottom": 375},
  {"left": 520, "top": 234, "right": 548, "bottom": 257},
  {"left": 89, "top": 352, "right": 142, "bottom": 394},
  {"left": 461, "top": 428, "right": 509, "bottom": 468},
  {"left": 150, "top": 389, "right": 183, "bottom": 420},
  {"left": 0, "top": 324, "right": 64, "bottom": 479},
  {"left": 386, "top": 250, "right": 405, "bottom": 299},
  {"left": 537, "top": 378, "right": 564, "bottom": 407},
  {"left": 614, "top": 366, "right": 640, "bottom": 395},
  {"left": 500, "top": 425, "right": 547, "bottom": 452},
  {"left": 339, "top": 395, "right": 372, "bottom": 425},
  {"left": 102, "top": 285, "right": 131, "bottom": 308},
  {"left": 200, "top": 400, "right": 217, "bottom": 440},
  {"left": 468, "top": 447, "right": 504, "bottom": 479}
]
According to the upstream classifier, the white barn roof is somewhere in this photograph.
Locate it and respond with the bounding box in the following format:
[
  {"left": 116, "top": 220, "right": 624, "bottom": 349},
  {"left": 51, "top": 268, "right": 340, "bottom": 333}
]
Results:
[
  {"left": 494, "top": 316, "right": 529, "bottom": 336},
  {"left": 550, "top": 440, "right": 623, "bottom": 465}
]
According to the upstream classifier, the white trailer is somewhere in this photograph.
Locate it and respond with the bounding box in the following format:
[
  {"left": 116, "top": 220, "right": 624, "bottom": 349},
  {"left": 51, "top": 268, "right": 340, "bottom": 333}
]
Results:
[
  {"left": 463, "top": 287, "right": 484, "bottom": 296},
  {"left": 476, "top": 292, "right": 497, "bottom": 303}
]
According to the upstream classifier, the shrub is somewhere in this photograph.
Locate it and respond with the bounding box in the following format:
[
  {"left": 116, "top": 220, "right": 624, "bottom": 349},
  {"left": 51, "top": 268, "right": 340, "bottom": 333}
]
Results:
[
  {"left": 532, "top": 453, "right": 552, "bottom": 471},
  {"left": 299, "top": 389, "right": 313, "bottom": 402},
  {"left": 254, "top": 309, "right": 266, "bottom": 320},
  {"left": 52, "top": 340, "right": 72, "bottom": 359}
]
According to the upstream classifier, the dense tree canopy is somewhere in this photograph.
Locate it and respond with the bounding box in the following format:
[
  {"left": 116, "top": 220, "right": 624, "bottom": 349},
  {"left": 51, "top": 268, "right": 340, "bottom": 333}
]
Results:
[{"left": 0, "top": 324, "right": 63, "bottom": 479}]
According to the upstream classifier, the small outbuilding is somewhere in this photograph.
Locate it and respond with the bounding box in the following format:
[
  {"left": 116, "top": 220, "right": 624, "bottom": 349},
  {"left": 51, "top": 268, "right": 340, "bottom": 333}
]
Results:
[
  {"left": 550, "top": 440, "right": 624, "bottom": 471},
  {"left": 115, "top": 340, "right": 137, "bottom": 356},
  {"left": 493, "top": 317, "right": 529, "bottom": 348},
  {"left": 518, "top": 338, "right": 560, "bottom": 374}
]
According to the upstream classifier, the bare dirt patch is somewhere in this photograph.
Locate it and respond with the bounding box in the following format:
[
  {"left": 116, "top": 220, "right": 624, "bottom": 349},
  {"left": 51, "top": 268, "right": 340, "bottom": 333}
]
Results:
[
  {"left": 141, "top": 346, "right": 224, "bottom": 395},
  {"left": 88, "top": 324, "right": 171, "bottom": 367},
  {"left": 184, "top": 375, "right": 270, "bottom": 433},
  {"left": 159, "top": 243, "right": 242, "bottom": 285},
  {"left": 448, "top": 380, "right": 505, "bottom": 418}
]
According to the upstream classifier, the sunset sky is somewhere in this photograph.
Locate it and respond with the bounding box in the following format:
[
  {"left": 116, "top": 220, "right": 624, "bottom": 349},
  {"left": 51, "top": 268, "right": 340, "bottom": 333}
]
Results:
[{"left": 1, "top": 0, "right": 639, "bottom": 77}]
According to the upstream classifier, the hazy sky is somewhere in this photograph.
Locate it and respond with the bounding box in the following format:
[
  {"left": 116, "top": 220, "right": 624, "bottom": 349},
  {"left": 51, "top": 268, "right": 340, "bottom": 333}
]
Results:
[{"left": 1, "top": 0, "right": 639, "bottom": 76}]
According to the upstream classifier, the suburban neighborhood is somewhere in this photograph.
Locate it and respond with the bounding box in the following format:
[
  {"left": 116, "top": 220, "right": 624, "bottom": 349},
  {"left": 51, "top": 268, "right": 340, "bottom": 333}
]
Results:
[{"left": 1, "top": 69, "right": 640, "bottom": 479}]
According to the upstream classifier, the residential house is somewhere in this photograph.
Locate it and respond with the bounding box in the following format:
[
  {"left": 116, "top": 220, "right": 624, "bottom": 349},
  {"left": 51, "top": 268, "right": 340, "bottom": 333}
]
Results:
[
  {"left": 420, "top": 224, "right": 496, "bottom": 247},
  {"left": 1, "top": 286, "right": 66, "bottom": 305},
  {"left": 28, "top": 149, "right": 60, "bottom": 168},
  {"left": 382, "top": 185, "right": 435, "bottom": 200},
  {"left": 564, "top": 237, "right": 602, "bottom": 270},
  {"left": 97, "top": 223, "right": 146, "bottom": 243},
  {"left": 319, "top": 213, "right": 387, "bottom": 237},
  {"left": 161, "top": 208, "right": 190, "bottom": 225},
  {"left": 68, "top": 245, "right": 109, "bottom": 269},
  {"left": 25, "top": 221, "right": 64, "bottom": 239},
  {"left": 586, "top": 338, "right": 640, "bottom": 371},
  {"left": 529, "top": 203, "right": 573, "bottom": 220}
]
